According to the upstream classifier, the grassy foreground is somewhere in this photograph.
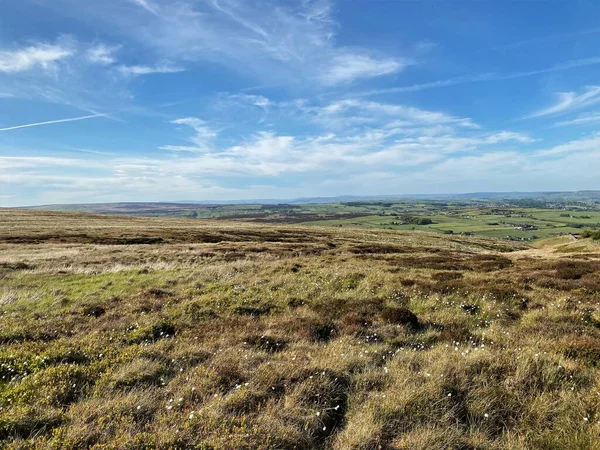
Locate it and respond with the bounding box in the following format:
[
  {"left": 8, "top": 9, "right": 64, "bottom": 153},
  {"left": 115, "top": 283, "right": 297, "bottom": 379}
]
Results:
[{"left": 1, "top": 210, "right": 600, "bottom": 449}]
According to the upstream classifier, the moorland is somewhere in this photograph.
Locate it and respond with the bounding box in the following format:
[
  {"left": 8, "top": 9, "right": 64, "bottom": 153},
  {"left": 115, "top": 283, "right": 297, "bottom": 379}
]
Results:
[
  {"left": 28, "top": 194, "right": 600, "bottom": 242},
  {"left": 1, "top": 209, "right": 600, "bottom": 449}
]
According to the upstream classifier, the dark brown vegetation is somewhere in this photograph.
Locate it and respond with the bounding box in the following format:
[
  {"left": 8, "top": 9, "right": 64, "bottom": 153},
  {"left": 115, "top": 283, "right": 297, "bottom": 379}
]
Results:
[{"left": 1, "top": 210, "right": 600, "bottom": 449}]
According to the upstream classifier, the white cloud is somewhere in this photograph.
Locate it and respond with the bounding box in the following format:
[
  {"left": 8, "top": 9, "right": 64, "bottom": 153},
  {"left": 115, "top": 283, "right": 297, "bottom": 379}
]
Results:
[
  {"left": 320, "top": 53, "right": 405, "bottom": 85},
  {"left": 53, "top": 0, "right": 404, "bottom": 87},
  {"left": 483, "top": 131, "right": 537, "bottom": 144},
  {"left": 225, "top": 93, "right": 271, "bottom": 121},
  {"left": 117, "top": 64, "right": 184, "bottom": 75},
  {"left": 130, "top": 0, "right": 160, "bottom": 15},
  {"left": 0, "top": 42, "right": 74, "bottom": 73},
  {"left": 414, "top": 40, "right": 438, "bottom": 53},
  {"left": 357, "top": 58, "right": 600, "bottom": 98},
  {"left": 309, "top": 99, "right": 479, "bottom": 130},
  {"left": 151, "top": 103, "right": 536, "bottom": 178},
  {"left": 232, "top": 94, "right": 270, "bottom": 110},
  {"left": 7, "top": 127, "right": 598, "bottom": 205},
  {"left": 535, "top": 133, "right": 600, "bottom": 156},
  {"left": 0, "top": 156, "right": 92, "bottom": 169},
  {"left": 86, "top": 44, "right": 119, "bottom": 65},
  {"left": 555, "top": 111, "right": 600, "bottom": 127},
  {"left": 526, "top": 86, "right": 600, "bottom": 118},
  {"left": 493, "top": 27, "right": 600, "bottom": 51},
  {"left": 0, "top": 37, "right": 128, "bottom": 114},
  {"left": 161, "top": 117, "right": 218, "bottom": 152}
]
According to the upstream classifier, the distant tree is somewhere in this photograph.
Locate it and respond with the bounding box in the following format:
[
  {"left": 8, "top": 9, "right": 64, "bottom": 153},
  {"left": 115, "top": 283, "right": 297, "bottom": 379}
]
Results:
[{"left": 581, "top": 229, "right": 600, "bottom": 240}]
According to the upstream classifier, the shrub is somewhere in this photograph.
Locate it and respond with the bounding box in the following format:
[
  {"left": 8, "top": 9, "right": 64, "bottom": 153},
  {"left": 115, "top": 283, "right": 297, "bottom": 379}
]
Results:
[{"left": 581, "top": 229, "right": 600, "bottom": 240}]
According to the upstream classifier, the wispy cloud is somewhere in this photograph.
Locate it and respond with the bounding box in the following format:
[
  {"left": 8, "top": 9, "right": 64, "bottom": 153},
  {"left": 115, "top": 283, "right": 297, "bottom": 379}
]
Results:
[
  {"left": 493, "top": 27, "right": 600, "bottom": 51},
  {"left": 5, "top": 130, "right": 597, "bottom": 205},
  {"left": 414, "top": 40, "right": 438, "bottom": 53},
  {"left": 0, "top": 156, "right": 91, "bottom": 169},
  {"left": 535, "top": 133, "right": 600, "bottom": 156},
  {"left": 67, "top": 147, "right": 118, "bottom": 156},
  {"left": 0, "top": 34, "right": 184, "bottom": 115},
  {"left": 227, "top": 94, "right": 271, "bottom": 122},
  {"left": 508, "top": 57, "right": 600, "bottom": 80},
  {"left": 130, "top": 0, "right": 160, "bottom": 15},
  {"left": 0, "top": 41, "right": 74, "bottom": 73},
  {"left": 117, "top": 64, "right": 184, "bottom": 76},
  {"left": 320, "top": 53, "right": 405, "bottom": 85},
  {"left": 160, "top": 117, "right": 218, "bottom": 152},
  {"left": 151, "top": 95, "right": 535, "bottom": 179},
  {"left": 0, "top": 114, "right": 105, "bottom": 132},
  {"left": 526, "top": 86, "right": 600, "bottom": 119},
  {"left": 228, "top": 94, "right": 270, "bottom": 110},
  {"left": 58, "top": 0, "right": 404, "bottom": 87},
  {"left": 86, "top": 44, "right": 119, "bottom": 65},
  {"left": 556, "top": 111, "right": 600, "bottom": 127},
  {"left": 307, "top": 98, "right": 480, "bottom": 130},
  {"left": 359, "top": 57, "right": 600, "bottom": 98}
]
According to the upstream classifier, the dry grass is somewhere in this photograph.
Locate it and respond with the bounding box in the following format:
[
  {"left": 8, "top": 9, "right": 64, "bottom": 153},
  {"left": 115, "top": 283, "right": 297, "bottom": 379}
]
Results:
[{"left": 1, "top": 209, "right": 600, "bottom": 449}]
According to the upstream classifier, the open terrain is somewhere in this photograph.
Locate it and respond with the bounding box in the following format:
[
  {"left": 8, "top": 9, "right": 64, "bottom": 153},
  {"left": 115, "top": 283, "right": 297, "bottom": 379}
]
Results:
[
  {"left": 28, "top": 194, "right": 600, "bottom": 242},
  {"left": 2, "top": 210, "right": 600, "bottom": 449}
]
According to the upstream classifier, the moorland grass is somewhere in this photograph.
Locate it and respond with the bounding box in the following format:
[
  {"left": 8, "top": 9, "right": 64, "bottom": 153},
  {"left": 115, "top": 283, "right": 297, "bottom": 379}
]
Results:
[{"left": 0, "top": 210, "right": 599, "bottom": 449}]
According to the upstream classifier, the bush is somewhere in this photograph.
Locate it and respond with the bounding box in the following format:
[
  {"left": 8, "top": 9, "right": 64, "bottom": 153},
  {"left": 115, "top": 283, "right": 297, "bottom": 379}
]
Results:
[
  {"left": 398, "top": 216, "right": 434, "bottom": 226},
  {"left": 581, "top": 229, "right": 600, "bottom": 240}
]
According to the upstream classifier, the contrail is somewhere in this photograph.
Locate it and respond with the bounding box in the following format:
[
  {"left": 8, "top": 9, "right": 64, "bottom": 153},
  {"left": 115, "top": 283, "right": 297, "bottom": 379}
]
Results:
[{"left": 0, "top": 114, "right": 104, "bottom": 131}]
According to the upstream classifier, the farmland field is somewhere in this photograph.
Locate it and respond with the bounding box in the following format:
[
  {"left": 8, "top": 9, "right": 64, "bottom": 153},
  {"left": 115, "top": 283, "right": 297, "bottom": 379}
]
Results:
[
  {"left": 31, "top": 198, "right": 600, "bottom": 242},
  {"left": 2, "top": 209, "right": 600, "bottom": 449}
]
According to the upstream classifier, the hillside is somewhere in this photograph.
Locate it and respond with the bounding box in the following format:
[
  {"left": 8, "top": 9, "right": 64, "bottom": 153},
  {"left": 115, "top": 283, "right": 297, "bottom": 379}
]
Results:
[
  {"left": 1, "top": 210, "right": 600, "bottom": 449},
  {"left": 22, "top": 198, "right": 600, "bottom": 242}
]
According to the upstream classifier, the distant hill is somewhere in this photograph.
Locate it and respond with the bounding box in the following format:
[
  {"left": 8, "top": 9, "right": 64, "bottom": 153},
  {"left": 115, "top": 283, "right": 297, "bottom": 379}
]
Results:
[
  {"left": 22, "top": 190, "right": 600, "bottom": 213},
  {"left": 174, "top": 191, "right": 600, "bottom": 204}
]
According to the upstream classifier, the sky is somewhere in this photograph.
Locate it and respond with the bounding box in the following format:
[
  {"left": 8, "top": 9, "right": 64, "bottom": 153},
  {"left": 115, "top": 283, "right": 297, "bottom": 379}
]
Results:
[{"left": 1, "top": 0, "right": 600, "bottom": 206}]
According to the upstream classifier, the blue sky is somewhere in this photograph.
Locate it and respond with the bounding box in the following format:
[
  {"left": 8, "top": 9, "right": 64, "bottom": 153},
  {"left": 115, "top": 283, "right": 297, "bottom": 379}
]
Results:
[{"left": 1, "top": 0, "right": 600, "bottom": 206}]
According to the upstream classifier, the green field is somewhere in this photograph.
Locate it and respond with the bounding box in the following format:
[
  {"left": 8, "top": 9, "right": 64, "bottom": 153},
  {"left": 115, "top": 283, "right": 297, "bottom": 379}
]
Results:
[
  {"left": 301, "top": 207, "right": 600, "bottom": 241},
  {"left": 28, "top": 199, "right": 600, "bottom": 242}
]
